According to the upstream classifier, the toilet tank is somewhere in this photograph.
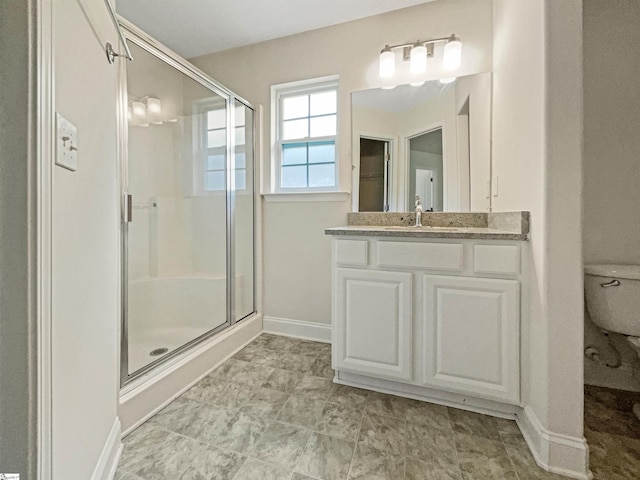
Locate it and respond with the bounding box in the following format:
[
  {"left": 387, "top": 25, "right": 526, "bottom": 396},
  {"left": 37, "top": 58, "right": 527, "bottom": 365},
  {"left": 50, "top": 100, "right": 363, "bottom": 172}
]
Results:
[{"left": 584, "top": 264, "right": 640, "bottom": 337}]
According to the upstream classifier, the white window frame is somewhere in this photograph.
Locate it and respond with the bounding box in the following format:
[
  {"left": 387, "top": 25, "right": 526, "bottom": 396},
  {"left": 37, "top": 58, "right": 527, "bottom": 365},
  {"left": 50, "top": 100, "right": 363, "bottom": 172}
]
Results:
[{"left": 271, "top": 75, "right": 339, "bottom": 193}]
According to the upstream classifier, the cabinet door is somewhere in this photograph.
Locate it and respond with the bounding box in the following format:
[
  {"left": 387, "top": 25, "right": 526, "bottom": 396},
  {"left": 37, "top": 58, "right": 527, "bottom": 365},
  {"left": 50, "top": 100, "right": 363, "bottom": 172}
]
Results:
[
  {"left": 334, "top": 269, "right": 412, "bottom": 381},
  {"left": 422, "top": 275, "right": 519, "bottom": 404}
]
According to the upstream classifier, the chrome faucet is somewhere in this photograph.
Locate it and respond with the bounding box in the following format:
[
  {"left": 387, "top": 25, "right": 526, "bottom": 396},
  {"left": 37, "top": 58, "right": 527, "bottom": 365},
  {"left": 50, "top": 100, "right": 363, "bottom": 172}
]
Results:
[{"left": 415, "top": 194, "right": 423, "bottom": 227}]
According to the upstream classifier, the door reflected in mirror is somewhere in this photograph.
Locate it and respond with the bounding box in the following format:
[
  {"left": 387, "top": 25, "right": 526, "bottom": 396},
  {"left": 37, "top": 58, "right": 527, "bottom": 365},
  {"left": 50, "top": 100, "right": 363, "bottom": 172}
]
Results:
[{"left": 351, "top": 72, "right": 491, "bottom": 212}]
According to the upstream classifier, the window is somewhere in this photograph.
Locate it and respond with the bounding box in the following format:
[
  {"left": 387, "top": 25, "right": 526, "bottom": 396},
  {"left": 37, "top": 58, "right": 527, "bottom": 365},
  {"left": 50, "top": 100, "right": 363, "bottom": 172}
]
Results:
[{"left": 273, "top": 77, "right": 338, "bottom": 190}]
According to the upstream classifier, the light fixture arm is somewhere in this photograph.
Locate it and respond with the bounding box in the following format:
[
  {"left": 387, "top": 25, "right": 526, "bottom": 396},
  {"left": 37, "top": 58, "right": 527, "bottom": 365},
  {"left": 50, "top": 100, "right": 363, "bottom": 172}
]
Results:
[{"left": 379, "top": 34, "right": 458, "bottom": 55}]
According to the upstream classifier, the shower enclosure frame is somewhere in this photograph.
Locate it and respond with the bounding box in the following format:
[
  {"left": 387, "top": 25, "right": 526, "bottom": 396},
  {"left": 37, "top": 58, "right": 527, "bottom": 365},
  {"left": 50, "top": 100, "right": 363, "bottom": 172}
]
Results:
[{"left": 116, "top": 18, "right": 257, "bottom": 387}]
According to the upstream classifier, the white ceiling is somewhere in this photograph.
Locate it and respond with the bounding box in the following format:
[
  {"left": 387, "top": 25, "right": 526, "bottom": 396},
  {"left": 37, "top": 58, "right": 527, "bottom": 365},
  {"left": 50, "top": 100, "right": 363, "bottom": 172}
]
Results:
[{"left": 117, "top": 0, "right": 435, "bottom": 58}]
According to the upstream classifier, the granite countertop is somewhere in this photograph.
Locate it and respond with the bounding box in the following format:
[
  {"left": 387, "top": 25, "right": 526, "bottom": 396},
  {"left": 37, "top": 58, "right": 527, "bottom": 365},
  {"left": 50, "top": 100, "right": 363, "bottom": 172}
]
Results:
[{"left": 324, "top": 211, "right": 530, "bottom": 241}]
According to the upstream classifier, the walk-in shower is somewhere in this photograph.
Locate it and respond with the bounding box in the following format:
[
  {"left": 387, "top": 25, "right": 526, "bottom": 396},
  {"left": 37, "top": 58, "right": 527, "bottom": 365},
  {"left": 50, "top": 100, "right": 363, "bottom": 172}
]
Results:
[{"left": 118, "top": 24, "right": 255, "bottom": 384}]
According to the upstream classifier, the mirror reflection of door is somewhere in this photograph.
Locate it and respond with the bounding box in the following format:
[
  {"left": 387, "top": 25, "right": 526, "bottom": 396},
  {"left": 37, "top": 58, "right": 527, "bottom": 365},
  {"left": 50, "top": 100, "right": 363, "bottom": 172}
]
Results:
[
  {"left": 415, "top": 168, "right": 435, "bottom": 212},
  {"left": 408, "top": 128, "right": 443, "bottom": 212},
  {"left": 359, "top": 137, "right": 390, "bottom": 212}
]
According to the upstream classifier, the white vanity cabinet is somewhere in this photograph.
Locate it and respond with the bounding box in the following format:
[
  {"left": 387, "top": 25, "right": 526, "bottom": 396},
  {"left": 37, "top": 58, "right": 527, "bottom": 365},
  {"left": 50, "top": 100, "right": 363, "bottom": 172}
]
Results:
[
  {"left": 421, "top": 275, "right": 519, "bottom": 403},
  {"left": 334, "top": 268, "right": 413, "bottom": 381},
  {"left": 331, "top": 236, "right": 524, "bottom": 406}
]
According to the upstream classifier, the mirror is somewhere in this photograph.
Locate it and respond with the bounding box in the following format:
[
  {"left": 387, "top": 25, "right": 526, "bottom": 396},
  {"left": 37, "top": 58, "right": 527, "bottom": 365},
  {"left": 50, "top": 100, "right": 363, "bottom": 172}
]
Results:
[{"left": 351, "top": 72, "right": 492, "bottom": 212}]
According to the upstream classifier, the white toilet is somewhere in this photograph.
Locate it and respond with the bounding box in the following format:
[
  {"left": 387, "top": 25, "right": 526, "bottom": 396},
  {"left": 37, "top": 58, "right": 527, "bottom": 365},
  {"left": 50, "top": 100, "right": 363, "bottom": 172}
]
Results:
[{"left": 584, "top": 264, "right": 640, "bottom": 419}]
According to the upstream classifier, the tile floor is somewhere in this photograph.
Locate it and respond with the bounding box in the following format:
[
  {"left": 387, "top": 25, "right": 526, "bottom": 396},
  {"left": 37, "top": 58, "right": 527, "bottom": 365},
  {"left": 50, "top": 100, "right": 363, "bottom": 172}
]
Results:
[
  {"left": 584, "top": 384, "right": 640, "bottom": 480},
  {"left": 115, "top": 333, "right": 622, "bottom": 480}
]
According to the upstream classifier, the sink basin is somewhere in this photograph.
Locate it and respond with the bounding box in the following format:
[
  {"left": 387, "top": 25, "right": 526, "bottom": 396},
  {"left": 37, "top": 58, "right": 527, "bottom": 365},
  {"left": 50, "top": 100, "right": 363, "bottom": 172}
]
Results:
[{"left": 381, "top": 226, "right": 461, "bottom": 232}]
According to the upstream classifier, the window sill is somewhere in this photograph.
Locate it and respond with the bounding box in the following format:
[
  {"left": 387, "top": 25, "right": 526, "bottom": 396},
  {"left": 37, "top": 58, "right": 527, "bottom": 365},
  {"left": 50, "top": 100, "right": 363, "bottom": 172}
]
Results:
[{"left": 262, "top": 191, "right": 350, "bottom": 203}]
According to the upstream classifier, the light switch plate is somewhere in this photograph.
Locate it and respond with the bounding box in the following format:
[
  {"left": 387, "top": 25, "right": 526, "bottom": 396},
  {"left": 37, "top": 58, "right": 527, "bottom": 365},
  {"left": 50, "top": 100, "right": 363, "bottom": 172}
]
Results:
[{"left": 56, "top": 113, "right": 78, "bottom": 171}]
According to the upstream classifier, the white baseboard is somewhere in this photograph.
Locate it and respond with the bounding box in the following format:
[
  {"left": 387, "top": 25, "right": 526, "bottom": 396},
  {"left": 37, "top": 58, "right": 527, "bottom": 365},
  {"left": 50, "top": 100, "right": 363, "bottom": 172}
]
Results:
[
  {"left": 516, "top": 405, "right": 592, "bottom": 480},
  {"left": 91, "top": 418, "right": 122, "bottom": 480},
  {"left": 336, "top": 370, "right": 519, "bottom": 419},
  {"left": 119, "top": 314, "right": 262, "bottom": 436},
  {"left": 263, "top": 316, "right": 331, "bottom": 343}
]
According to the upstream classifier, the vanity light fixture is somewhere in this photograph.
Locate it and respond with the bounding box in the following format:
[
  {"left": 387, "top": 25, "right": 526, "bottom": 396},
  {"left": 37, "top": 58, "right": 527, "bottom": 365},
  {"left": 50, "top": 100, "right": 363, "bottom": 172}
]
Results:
[
  {"left": 378, "top": 34, "right": 462, "bottom": 82},
  {"left": 379, "top": 46, "right": 395, "bottom": 78},
  {"left": 443, "top": 35, "right": 462, "bottom": 70},
  {"left": 410, "top": 43, "right": 427, "bottom": 74}
]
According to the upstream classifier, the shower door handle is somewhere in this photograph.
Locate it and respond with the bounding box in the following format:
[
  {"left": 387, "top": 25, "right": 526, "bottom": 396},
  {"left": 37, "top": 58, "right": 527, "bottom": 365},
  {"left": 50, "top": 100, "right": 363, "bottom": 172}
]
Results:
[{"left": 124, "top": 194, "right": 133, "bottom": 223}]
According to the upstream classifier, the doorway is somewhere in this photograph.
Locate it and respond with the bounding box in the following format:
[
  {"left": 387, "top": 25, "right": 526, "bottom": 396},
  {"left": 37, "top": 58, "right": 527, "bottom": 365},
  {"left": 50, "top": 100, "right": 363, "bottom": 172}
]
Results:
[
  {"left": 407, "top": 128, "right": 443, "bottom": 212},
  {"left": 358, "top": 137, "right": 390, "bottom": 212}
]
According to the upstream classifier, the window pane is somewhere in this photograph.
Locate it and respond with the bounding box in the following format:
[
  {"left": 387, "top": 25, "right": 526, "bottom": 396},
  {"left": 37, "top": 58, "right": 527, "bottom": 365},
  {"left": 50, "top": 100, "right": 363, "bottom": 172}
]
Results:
[
  {"left": 310, "top": 90, "right": 337, "bottom": 116},
  {"left": 208, "top": 129, "right": 226, "bottom": 148},
  {"left": 310, "top": 115, "right": 336, "bottom": 137},
  {"left": 205, "top": 171, "right": 225, "bottom": 190},
  {"left": 309, "top": 163, "right": 335, "bottom": 187},
  {"left": 207, "top": 154, "right": 225, "bottom": 170},
  {"left": 283, "top": 119, "right": 308, "bottom": 140},
  {"left": 283, "top": 95, "right": 308, "bottom": 120},
  {"left": 207, "top": 108, "right": 226, "bottom": 129},
  {"left": 281, "top": 165, "right": 307, "bottom": 188},
  {"left": 235, "top": 169, "right": 246, "bottom": 190},
  {"left": 308, "top": 141, "right": 335, "bottom": 164},
  {"left": 282, "top": 144, "right": 307, "bottom": 165},
  {"left": 235, "top": 152, "right": 246, "bottom": 168},
  {"left": 235, "top": 126, "right": 245, "bottom": 145}
]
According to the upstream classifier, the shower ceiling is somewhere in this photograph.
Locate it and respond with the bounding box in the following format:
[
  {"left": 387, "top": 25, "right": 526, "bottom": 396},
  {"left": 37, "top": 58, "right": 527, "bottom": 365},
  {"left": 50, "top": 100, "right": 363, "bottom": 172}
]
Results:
[{"left": 117, "top": 0, "right": 436, "bottom": 58}]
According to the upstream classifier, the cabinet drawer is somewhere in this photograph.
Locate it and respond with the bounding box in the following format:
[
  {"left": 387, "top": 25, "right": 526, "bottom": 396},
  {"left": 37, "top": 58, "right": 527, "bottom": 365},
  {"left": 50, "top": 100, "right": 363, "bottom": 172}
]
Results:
[
  {"left": 335, "top": 239, "right": 368, "bottom": 266},
  {"left": 377, "top": 241, "right": 463, "bottom": 271},
  {"left": 473, "top": 245, "right": 520, "bottom": 275}
]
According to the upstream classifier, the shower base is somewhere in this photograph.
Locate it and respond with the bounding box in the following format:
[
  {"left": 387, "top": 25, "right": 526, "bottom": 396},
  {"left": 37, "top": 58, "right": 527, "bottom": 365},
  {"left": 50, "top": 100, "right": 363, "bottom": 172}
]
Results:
[{"left": 128, "top": 324, "right": 224, "bottom": 374}]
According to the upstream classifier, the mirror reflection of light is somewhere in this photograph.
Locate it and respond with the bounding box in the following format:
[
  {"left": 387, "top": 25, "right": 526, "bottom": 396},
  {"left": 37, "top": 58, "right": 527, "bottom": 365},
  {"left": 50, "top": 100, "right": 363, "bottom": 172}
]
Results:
[
  {"left": 132, "top": 101, "right": 146, "bottom": 118},
  {"left": 147, "top": 97, "right": 161, "bottom": 115},
  {"left": 439, "top": 77, "right": 456, "bottom": 84}
]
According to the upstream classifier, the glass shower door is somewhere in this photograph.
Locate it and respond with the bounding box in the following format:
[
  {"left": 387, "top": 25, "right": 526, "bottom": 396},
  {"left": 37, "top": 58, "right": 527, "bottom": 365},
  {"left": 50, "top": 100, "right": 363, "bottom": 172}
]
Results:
[{"left": 123, "top": 41, "right": 230, "bottom": 377}]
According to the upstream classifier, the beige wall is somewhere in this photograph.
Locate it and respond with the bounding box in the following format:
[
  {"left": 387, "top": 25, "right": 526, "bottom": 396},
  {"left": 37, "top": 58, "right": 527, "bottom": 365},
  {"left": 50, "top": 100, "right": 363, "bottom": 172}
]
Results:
[
  {"left": 0, "top": 0, "right": 37, "bottom": 477},
  {"left": 493, "top": 0, "right": 585, "bottom": 473},
  {"left": 192, "top": 0, "right": 494, "bottom": 326},
  {"left": 583, "top": 0, "right": 640, "bottom": 266},
  {"left": 582, "top": 0, "right": 640, "bottom": 387},
  {"left": 52, "top": 0, "right": 120, "bottom": 478}
]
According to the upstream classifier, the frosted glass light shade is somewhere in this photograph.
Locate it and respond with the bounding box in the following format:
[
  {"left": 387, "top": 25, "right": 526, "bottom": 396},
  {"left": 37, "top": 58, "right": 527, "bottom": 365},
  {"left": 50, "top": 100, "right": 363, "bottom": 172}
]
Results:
[
  {"left": 132, "top": 101, "right": 146, "bottom": 118},
  {"left": 379, "top": 49, "right": 395, "bottom": 78},
  {"left": 443, "top": 37, "right": 462, "bottom": 70},
  {"left": 147, "top": 97, "right": 161, "bottom": 115},
  {"left": 410, "top": 45, "right": 427, "bottom": 74}
]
